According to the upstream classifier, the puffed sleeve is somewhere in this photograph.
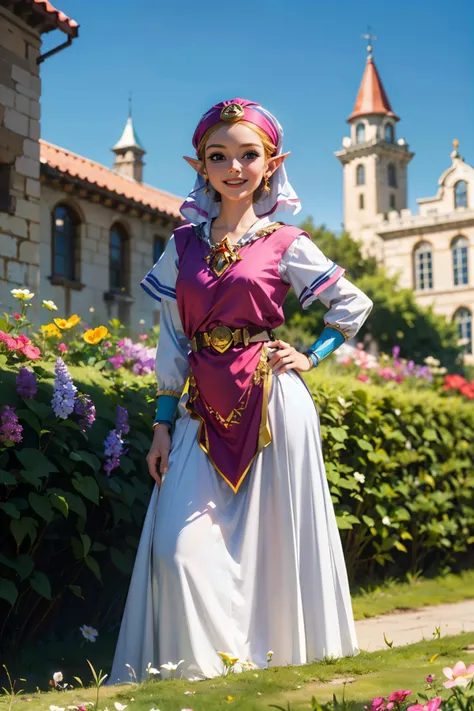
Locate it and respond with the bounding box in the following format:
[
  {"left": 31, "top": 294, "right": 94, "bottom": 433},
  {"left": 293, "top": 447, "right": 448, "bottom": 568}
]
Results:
[
  {"left": 280, "top": 234, "right": 373, "bottom": 340},
  {"left": 140, "top": 235, "right": 190, "bottom": 396}
]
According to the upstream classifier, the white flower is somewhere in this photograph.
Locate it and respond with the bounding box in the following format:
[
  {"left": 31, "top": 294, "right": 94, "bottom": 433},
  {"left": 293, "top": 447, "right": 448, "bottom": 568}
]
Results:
[
  {"left": 89, "top": 307, "right": 95, "bottom": 313},
  {"left": 267, "top": 650, "right": 274, "bottom": 662},
  {"left": 11, "top": 288, "right": 34, "bottom": 301},
  {"left": 394, "top": 408, "right": 401, "bottom": 416},
  {"left": 50, "top": 706, "right": 65, "bottom": 711},
  {"left": 42, "top": 299, "right": 58, "bottom": 311},
  {"left": 160, "top": 660, "right": 184, "bottom": 673},
  {"left": 353, "top": 472, "right": 365, "bottom": 484},
  {"left": 139, "top": 319, "right": 145, "bottom": 325},
  {"left": 79, "top": 624, "right": 98, "bottom": 642},
  {"left": 382, "top": 516, "right": 391, "bottom": 526},
  {"left": 405, "top": 440, "right": 412, "bottom": 450},
  {"left": 53, "top": 671, "right": 63, "bottom": 683},
  {"left": 184, "top": 690, "right": 195, "bottom": 695},
  {"left": 114, "top": 704, "right": 128, "bottom": 711}
]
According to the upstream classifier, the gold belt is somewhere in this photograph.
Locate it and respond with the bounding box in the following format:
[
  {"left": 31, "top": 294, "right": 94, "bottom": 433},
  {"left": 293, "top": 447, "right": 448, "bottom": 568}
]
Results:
[{"left": 191, "top": 325, "right": 273, "bottom": 354}]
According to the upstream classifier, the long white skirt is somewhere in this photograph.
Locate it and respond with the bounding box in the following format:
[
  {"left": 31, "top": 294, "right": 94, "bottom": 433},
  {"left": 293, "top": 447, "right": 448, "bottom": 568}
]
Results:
[{"left": 108, "top": 369, "right": 358, "bottom": 683}]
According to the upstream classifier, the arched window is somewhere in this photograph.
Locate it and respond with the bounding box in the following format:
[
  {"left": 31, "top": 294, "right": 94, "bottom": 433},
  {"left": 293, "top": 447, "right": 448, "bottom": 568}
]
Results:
[
  {"left": 452, "top": 235, "right": 469, "bottom": 286},
  {"left": 153, "top": 235, "right": 166, "bottom": 264},
  {"left": 356, "top": 123, "right": 365, "bottom": 144},
  {"left": 454, "top": 180, "right": 468, "bottom": 209},
  {"left": 453, "top": 307, "right": 472, "bottom": 354},
  {"left": 385, "top": 124, "right": 394, "bottom": 143},
  {"left": 388, "top": 163, "right": 397, "bottom": 188},
  {"left": 414, "top": 242, "right": 433, "bottom": 290},
  {"left": 359, "top": 194, "right": 365, "bottom": 210},
  {"left": 389, "top": 194, "right": 396, "bottom": 210},
  {"left": 52, "top": 203, "right": 80, "bottom": 280},
  {"left": 109, "top": 223, "right": 129, "bottom": 292},
  {"left": 356, "top": 164, "right": 365, "bottom": 185}
]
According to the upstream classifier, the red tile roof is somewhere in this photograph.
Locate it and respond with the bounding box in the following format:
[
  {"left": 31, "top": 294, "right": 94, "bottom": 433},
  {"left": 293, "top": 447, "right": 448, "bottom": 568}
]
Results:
[
  {"left": 28, "top": 0, "right": 79, "bottom": 37},
  {"left": 348, "top": 55, "right": 399, "bottom": 122},
  {"left": 40, "top": 140, "right": 183, "bottom": 220}
]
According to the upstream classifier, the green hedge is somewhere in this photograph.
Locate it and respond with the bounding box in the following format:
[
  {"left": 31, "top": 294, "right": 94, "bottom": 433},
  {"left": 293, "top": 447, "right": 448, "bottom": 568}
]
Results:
[{"left": 1, "top": 363, "right": 474, "bottom": 650}]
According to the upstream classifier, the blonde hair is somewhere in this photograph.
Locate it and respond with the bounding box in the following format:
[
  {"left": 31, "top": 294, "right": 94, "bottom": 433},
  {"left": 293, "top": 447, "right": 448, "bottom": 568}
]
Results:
[{"left": 197, "top": 121, "right": 276, "bottom": 203}]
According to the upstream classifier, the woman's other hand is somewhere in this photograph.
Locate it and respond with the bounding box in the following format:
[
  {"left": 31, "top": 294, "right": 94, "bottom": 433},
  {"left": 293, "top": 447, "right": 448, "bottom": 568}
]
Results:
[
  {"left": 267, "top": 339, "right": 312, "bottom": 375},
  {"left": 146, "top": 424, "right": 171, "bottom": 487}
]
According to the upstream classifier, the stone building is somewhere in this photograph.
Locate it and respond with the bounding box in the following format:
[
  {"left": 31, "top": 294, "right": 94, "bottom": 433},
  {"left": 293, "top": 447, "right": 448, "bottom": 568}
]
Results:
[
  {"left": 336, "top": 48, "right": 474, "bottom": 359},
  {"left": 0, "top": 0, "right": 182, "bottom": 331}
]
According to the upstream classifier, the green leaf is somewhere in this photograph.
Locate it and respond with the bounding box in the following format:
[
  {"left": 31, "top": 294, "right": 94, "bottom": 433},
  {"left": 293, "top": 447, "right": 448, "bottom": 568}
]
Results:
[
  {"left": 62, "top": 491, "right": 87, "bottom": 519},
  {"left": 0, "top": 502, "right": 20, "bottom": 519},
  {"left": 72, "top": 476, "right": 99, "bottom": 505},
  {"left": 0, "top": 578, "right": 18, "bottom": 606},
  {"left": 30, "top": 571, "right": 52, "bottom": 600},
  {"left": 49, "top": 493, "right": 69, "bottom": 518},
  {"left": 422, "top": 428, "right": 438, "bottom": 442},
  {"left": 394, "top": 540, "right": 408, "bottom": 553},
  {"left": 28, "top": 493, "right": 54, "bottom": 522},
  {"left": 16, "top": 449, "right": 58, "bottom": 478},
  {"left": 336, "top": 516, "right": 354, "bottom": 530},
  {"left": 119, "top": 456, "right": 134, "bottom": 475},
  {"left": 0, "top": 469, "right": 16, "bottom": 485},
  {"left": 110, "top": 547, "right": 134, "bottom": 575},
  {"left": 19, "top": 469, "right": 42, "bottom": 488},
  {"left": 14, "top": 555, "right": 35, "bottom": 581},
  {"left": 362, "top": 515, "right": 375, "bottom": 527},
  {"left": 10, "top": 517, "right": 38, "bottom": 547},
  {"left": 16, "top": 409, "right": 41, "bottom": 435},
  {"left": 85, "top": 555, "right": 102, "bottom": 582},
  {"left": 69, "top": 584, "right": 83, "bottom": 598},
  {"left": 70, "top": 451, "right": 101, "bottom": 472},
  {"left": 0, "top": 317, "right": 13, "bottom": 333},
  {"left": 81, "top": 534, "right": 91, "bottom": 558},
  {"left": 328, "top": 427, "right": 348, "bottom": 443},
  {"left": 24, "top": 399, "right": 52, "bottom": 420},
  {"left": 355, "top": 438, "right": 373, "bottom": 451}
]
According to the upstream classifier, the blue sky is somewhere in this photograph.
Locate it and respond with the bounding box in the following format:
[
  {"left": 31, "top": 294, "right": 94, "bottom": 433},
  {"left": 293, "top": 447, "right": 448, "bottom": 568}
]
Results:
[{"left": 40, "top": 0, "right": 474, "bottom": 231}]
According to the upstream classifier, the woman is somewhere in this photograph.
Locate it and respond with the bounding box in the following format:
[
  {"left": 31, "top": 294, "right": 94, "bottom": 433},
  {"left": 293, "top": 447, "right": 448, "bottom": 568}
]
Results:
[{"left": 109, "top": 98, "right": 373, "bottom": 683}]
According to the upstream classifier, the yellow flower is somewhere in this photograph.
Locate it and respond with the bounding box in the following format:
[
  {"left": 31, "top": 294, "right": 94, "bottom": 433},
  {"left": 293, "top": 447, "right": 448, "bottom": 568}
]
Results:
[
  {"left": 217, "top": 652, "right": 239, "bottom": 667},
  {"left": 227, "top": 696, "right": 234, "bottom": 701},
  {"left": 41, "top": 323, "right": 62, "bottom": 339},
  {"left": 42, "top": 300, "right": 58, "bottom": 311},
  {"left": 83, "top": 326, "right": 109, "bottom": 345},
  {"left": 11, "top": 288, "right": 34, "bottom": 301},
  {"left": 54, "top": 314, "right": 81, "bottom": 329}
]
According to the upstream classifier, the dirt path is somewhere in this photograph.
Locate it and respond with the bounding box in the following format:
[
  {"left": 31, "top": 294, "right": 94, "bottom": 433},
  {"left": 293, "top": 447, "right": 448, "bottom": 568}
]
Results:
[{"left": 355, "top": 599, "right": 474, "bottom": 651}]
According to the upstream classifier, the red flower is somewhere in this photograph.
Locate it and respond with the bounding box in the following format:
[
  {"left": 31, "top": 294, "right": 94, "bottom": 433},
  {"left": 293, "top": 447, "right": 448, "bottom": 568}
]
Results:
[
  {"left": 13, "top": 313, "right": 21, "bottom": 320},
  {"left": 443, "top": 374, "right": 466, "bottom": 391},
  {"left": 16, "top": 334, "right": 30, "bottom": 345}
]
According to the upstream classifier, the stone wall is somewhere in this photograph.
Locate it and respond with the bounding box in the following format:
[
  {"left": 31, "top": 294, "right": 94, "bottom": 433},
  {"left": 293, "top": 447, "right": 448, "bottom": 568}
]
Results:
[{"left": 0, "top": 6, "right": 41, "bottom": 321}]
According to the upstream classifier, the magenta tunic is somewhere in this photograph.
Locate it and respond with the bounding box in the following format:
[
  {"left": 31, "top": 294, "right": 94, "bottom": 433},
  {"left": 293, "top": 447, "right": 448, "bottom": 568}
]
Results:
[{"left": 174, "top": 223, "right": 308, "bottom": 492}]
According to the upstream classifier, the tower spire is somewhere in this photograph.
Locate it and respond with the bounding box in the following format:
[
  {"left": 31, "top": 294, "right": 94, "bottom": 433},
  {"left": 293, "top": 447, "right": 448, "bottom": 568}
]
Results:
[
  {"left": 111, "top": 101, "right": 146, "bottom": 182},
  {"left": 348, "top": 47, "right": 399, "bottom": 122},
  {"left": 362, "top": 26, "right": 377, "bottom": 58}
]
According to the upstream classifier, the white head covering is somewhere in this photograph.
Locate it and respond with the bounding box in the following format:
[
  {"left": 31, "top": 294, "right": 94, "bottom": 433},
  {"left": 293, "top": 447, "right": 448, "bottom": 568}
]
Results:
[{"left": 180, "top": 102, "right": 301, "bottom": 225}]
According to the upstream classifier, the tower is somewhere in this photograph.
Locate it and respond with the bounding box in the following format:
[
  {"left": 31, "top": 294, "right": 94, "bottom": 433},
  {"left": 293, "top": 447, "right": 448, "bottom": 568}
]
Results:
[
  {"left": 112, "top": 101, "right": 146, "bottom": 182},
  {"left": 335, "top": 42, "right": 414, "bottom": 256}
]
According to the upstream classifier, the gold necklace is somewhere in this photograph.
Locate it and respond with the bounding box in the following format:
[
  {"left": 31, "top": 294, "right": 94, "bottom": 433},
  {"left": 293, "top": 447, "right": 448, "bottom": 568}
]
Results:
[{"left": 205, "top": 236, "right": 243, "bottom": 277}]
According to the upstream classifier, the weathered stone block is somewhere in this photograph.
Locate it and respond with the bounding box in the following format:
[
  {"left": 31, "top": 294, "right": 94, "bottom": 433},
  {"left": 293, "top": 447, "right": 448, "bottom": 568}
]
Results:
[
  {"left": 15, "top": 92, "right": 29, "bottom": 115},
  {"left": 19, "top": 239, "right": 39, "bottom": 264},
  {"left": 4, "top": 107, "right": 29, "bottom": 137},
  {"left": 29, "top": 119, "right": 40, "bottom": 141},
  {"left": 0, "top": 233, "right": 18, "bottom": 258},
  {"left": 11, "top": 64, "right": 31, "bottom": 89},
  {"left": 16, "top": 198, "right": 39, "bottom": 222},
  {"left": 28, "top": 221, "right": 40, "bottom": 243},
  {"left": 23, "top": 138, "right": 39, "bottom": 161},
  {"left": 15, "top": 155, "right": 39, "bottom": 179},
  {"left": 29, "top": 100, "right": 40, "bottom": 120},
  {"left": 6, "top": 260, "right": 27, "bottom": 284},
  {"left": 27, "top": 263, "right": 40, "bottom": 288},
  {"left": 0, "top": 257, "right": 4, "bottom": 278},
  {"left": 0, "top": 83, "right": 15, "bottom": 108},
  {"left": 17, "top": 83, "right": 39, "bottom": 100},
  {"left": 11, "top": 172, "right": 26, "bottom": 193},
  {"left": 26, "top": 178, "right": 40, "bottom": 198},
  {"left": 0, "top": 213, "right": 27, "bottom": 238}
]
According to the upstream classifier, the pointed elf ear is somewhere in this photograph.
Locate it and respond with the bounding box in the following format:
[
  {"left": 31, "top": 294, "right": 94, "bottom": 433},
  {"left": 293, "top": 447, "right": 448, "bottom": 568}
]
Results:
[
  {"left": 183, "top": 156, "right": 206, "bottom": 177},
  {"left": 266, "top": 152, "right": 290, "bottom": 178}
]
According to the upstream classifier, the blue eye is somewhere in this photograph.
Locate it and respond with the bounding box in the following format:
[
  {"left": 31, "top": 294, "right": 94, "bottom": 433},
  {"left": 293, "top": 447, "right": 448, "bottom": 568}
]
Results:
[
  {"left": 243, "top": 151, "right": 259, "bottom": 159},
  {"left": 208, "top": 152, "right": 225, "bottom": 161}
]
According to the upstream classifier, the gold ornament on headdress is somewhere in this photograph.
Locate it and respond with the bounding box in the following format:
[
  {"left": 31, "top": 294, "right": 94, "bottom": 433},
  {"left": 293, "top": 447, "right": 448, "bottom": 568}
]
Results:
[{"left": 220, "top": 103, "right": 245, "bottom": 122}]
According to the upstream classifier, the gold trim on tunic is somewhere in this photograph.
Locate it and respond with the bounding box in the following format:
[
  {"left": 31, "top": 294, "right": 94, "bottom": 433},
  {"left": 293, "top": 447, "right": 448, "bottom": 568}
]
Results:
[{"left": 157, "top": 389, "right": 182, "bottom": 398}]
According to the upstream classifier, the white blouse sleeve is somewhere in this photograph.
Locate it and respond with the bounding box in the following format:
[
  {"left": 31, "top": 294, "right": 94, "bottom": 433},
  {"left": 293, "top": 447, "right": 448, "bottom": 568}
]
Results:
[
  {"left": 140, "top": 235, "right": 190, "bottom": 396},
  {"left": 280, "top": 235, "right": 373, "bottom": 340}
]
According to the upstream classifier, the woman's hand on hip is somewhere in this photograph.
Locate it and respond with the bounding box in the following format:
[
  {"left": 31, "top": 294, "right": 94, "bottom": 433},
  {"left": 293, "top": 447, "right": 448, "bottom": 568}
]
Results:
[
  {"left": 267, "top": 339, "right": 312, "bottom": 375},
  {"left": 146, "top": 425, "right": 171, "bottom": 488}
]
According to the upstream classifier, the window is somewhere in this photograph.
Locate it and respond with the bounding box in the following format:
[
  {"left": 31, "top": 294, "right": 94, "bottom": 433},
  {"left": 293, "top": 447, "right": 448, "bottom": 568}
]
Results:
[
  {"left": 388, "top": 163, "right": 397, "bottom": 188},
  {"left": 453, "top": 307, "right": 472, "bottom": 354},
  {"left": 389, "top": 194, "right": 396, "bottom": 210},
  {"left": 359, "top": 194, "right": 365, "bottom": 210},
  {"left": 356, "top": 123, "right": 365, "bottom": 144},
  {"left": 0, "top": 164, "right": 14, "bottom": 213},
  {"left": 414, "top": 242, "right": 433, "bottom": 290},
  {"left": 356, "top": 164, "right": 365, "bottom": 186},
  {"left": 153, "top": 235, "right": 166, "bottom": 264},
  {"left": 109, "top": 223, "right": 129, "bottom": 292},
  {"left": 452, "top": 235, "right": 469, "bottom": 286},
  {"left": 385, "top": 124, "right": 394, "bottom": 143},
  {"left": 454, "top": 180, "right": 468, "bottom": 209},
  {"left": 52, "top": 203, "right": 80, "bottom": 280}
]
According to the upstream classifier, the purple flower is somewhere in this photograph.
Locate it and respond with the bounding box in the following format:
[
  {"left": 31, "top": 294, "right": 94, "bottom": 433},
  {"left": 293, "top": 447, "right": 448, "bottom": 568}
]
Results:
[
  {"left": 116, "top": 405, "right": 130, "bottom": 435},
  {"left": 51, "top": 357, "right": 77, "bottom": 419},
  {"left": 392, "top": 345, "right": 400, "bottom": 359},
  {"left": 103, "top": 428, "right": 124, "bottom": 476},
  {"left": 0, "top": 405, "right": 23, "bottom": 443},
  {"left": 16, "top": 367, "right": 37, "bottom": 398},
  {"left": 74, "top": 394, "right": 96, "bottom": 433},
  {"left": 108, "top": 354, "right": 125, "bottom": 370}
]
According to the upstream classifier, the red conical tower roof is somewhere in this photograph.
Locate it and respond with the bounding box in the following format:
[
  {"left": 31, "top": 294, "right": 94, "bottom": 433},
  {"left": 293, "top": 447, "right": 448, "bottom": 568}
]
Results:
[{"left": 348, "top": 55, "right": 399, "bottom": 122}]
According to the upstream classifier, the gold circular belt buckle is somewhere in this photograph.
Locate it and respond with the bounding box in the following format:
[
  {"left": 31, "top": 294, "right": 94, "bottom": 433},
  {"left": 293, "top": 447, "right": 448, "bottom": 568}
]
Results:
[{"left": 209, "top": 325, "right": 233, "bottom": 354}]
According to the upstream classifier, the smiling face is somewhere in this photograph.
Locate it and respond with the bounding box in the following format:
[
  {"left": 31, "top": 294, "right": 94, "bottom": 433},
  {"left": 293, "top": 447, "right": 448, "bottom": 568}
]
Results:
[{"left": 202, "top": 122, "right": 270, "bottom": 203}]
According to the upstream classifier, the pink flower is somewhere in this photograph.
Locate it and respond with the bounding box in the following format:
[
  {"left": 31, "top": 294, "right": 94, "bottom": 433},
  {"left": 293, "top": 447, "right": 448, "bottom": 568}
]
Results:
[
  {"left": 371, "top": 698, "right": 385, "bottom": 711},
  {"left": 340, "top": 356, "right": 352, "bottom": 366},
  {"left": 105, "top": 341, "right": 112, "bottom": 348},
  {"left": 16, "top": 334, "right": 30, "bottom": 345},
  {"left": 109, "top": 354, "right": 125, "bottom": 370},
  {"left": 6, "top": 337, "right": 23, "bottom": 351},
  {"left": 357, "top": 374, "right": 370, "bottom": 382},
  {"left": 22, "top": 344, "right": 41, "bottom": 360},
  {"left": 58, "top": 343, "right": 67, "bottom": 353},
  {"left": 139, "top": 334, "right": 149, "bottom": 341},
  {"left": 388, "top": 690, "right": 411, "bottom": 704},
  {"left": 13, "top": 313, "right": 21, "bottom": 320},
  {"left": 442, "top": 661, "right": 474, "bottom": 688},
  {"left": 407, "top": 697, "right": 442, "bottom": 711},
  {"left": 426, "top": 675, "right": 435, "bottom": 684},
  {"left": 0, "top": 330, "right": 9, "bottom": 342}
]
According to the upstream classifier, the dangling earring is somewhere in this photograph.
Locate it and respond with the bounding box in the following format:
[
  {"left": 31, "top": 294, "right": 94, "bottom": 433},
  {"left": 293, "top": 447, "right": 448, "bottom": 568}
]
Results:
[
  {"left": 263, "top": 175, "right": 271, "bottom": 194},
  {"left": 204, "top": 177, "right": 211, "bottom": 196}
]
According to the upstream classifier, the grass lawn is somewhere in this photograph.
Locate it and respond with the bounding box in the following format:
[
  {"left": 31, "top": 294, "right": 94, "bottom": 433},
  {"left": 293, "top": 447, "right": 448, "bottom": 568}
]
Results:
[
  {"left": 2, "top": 632, "right": 473, "bottom": 711},
  {"left": 351, "top": 570, "right": 474, "bottom": 620}
]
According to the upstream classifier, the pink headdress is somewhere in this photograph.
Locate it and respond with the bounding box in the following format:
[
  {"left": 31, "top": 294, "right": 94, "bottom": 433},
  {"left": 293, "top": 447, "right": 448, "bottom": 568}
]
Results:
[{"left": 180, "top": 97, "right": 301, "bottom": 225}]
